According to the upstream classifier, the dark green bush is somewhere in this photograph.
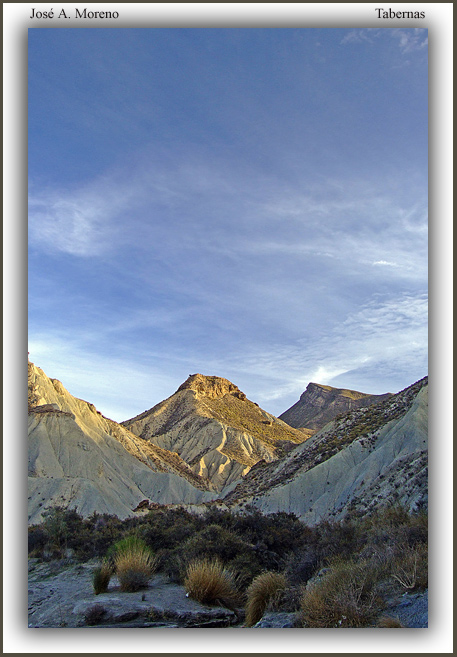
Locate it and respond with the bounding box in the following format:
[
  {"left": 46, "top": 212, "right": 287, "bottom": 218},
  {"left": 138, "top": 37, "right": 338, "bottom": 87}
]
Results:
[
  {"left": 28, "top": 503, "right": 427, "bottom": 614},
  {"left": 181, "top": 524, "right": 251, "bottom": 564}
]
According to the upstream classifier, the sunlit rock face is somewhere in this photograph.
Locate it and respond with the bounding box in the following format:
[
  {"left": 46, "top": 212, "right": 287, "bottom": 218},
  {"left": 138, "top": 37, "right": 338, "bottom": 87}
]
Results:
[{"left": 27, "top": 362, "right": 216, "bottom": 525}]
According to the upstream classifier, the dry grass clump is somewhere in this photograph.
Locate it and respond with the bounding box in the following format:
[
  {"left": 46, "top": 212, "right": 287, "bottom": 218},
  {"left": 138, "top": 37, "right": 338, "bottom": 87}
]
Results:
[
  {"left": 92, "top": 559, "right": 113, "bottom": 594},
  {"left": 245, "top": 571, "right": 287, "bottom": 627},
  {"left": 299, "top": 558, "right": 383, "bottom": 628},
  {"left": 377, "top": 615, "right": 406, "bottom": 628},
  {"left": 184, "top": 558, "right": 240, "bottom": 607},
  {"left": 111, "top": 536, "right": 159, "bottom": 592},
  {"left": 115, "top": 548, "right": 158, "bottom": 592},
  {"left": 391, "top": 543, "right": 428, "bottom": 591}
]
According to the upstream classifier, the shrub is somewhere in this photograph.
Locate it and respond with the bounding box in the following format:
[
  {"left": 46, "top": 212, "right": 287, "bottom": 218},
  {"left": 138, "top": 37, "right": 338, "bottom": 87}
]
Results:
[
  {"left": 245, "top": 571, "right": 287, "bottom": 627},
  {"left": 184, "top": 558, "right": 240, "bottom": 607},
  {"left": 181, "top": 524, "right": 250, "bottom": 564},
  {"left": 92, "top": 559, "right": 113, "bottom": 595},
  {"left": 299, "top": 558, "right": 384, "bottom": 628},
  {"left": 28, "top": 525, "right": 48, "bottom": 556},
  {"left": 138, "top": 507, "right": 203, "bottom": 552},
  {"left": 391, "top": 543, "right": 428, "bottom": 591},
  {"left": 283, "top": 546, "right": 321, "bottom": 586},
  {"left": 227, "top": 551, "right": 265, "bottom": 590},
  {"left": 39, "top": 506, "right": 71, "bottom": 558}
]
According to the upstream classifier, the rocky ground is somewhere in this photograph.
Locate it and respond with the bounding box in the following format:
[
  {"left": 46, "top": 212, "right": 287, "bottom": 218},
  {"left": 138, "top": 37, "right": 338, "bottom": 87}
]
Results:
[
  {"left": 28, "top": 558, "right": 427, "bottom": 629},
  {"left": 28, "top": 558, "right": 243, "bottom": 628}
]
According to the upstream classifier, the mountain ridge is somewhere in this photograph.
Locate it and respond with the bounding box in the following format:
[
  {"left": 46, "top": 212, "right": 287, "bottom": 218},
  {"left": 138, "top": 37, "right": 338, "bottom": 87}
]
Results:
[
  {"left": 279, "top": 381, "right": 392, "bottom": 432},
  {"left": 27, "top": 361, "right": 427, "bottom": 527},
  {"left": 27, "top": 362, "right": 217, "bottom": 524},
  {"left": 223, "top": 376, "right": 428, "bottom": 523}
]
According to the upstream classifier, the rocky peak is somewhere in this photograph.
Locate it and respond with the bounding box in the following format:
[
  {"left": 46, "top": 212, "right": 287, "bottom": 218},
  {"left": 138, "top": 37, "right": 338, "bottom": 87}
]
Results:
[
  {"left": 177, "top": 374, "right": 247, "bottom": 401},
  {"left": 300, "top": 382, "right": 372, "bottom": 402},
  {"left": 280, "top": 382, "right": 392, "bottom": 431}
]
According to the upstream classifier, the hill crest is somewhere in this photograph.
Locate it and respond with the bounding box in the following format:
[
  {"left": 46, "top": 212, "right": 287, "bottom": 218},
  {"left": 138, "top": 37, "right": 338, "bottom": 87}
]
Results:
[
  {"left": 177, "top": 373, "right": 247, "bottom": 400},
  {"left": 123, "top": 374, "right": 309, "bottom": 490},
  {"left": 280, "top": 381, "right": 392, "bottom": 431}
]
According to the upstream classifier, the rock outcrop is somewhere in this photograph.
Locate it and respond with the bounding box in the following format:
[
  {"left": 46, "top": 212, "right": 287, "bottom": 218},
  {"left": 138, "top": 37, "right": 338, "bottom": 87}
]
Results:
[
  {"left": 224, "top": 377, "right": 428, "bottom": 524},
  {"left": 28, "top": 363, "right": 216, "bottom": 525},
  {"left": 279, "top": 382, "right": 392, "bottom": 432},
  {"left": 123, "top": 374, "right": 309, "bottom": 491}
]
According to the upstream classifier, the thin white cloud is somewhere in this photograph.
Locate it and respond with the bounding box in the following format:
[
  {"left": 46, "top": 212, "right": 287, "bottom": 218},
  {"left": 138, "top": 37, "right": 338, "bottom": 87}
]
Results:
[
  {"left": 219, "top": 291, "right": 428, "bottom": 410},
  {"left": 391, "top": 29, "right": 428, "bottom": 54},
  {"left": 341, "top": 28, "right": 428, "bottom": 55},
  {"left": 29, "top": 190, "right": 123, "bottom": 257},
  {"left": 373, "top": 260, "right": 398, "bottom": 267},
  {"left": 28, "top": 169, "right": 151, "bottom": 257},
  {"left": 28, "top": 288, "right": 428, "bottom": 421},
  {"left": 340, "top": 29, "right": 379, "bottom": 46}
]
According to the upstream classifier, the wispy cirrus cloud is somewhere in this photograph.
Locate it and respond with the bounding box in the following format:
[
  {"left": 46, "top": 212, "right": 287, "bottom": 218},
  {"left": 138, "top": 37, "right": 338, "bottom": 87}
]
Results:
[
  {"left": 218, "top": 290, "right": 428, "bottom": 411},
  {"left": 341, "top": 28, "right": 428, "bottom": 55},
  {"left": 28, "top": 183, "right": 132, "bottom": 257},
  {"left": 391, "top": 28, "right": 428, "bottom": 54},
  {"left": 340, "top": 29, "right": 380, "bottom": 46}
]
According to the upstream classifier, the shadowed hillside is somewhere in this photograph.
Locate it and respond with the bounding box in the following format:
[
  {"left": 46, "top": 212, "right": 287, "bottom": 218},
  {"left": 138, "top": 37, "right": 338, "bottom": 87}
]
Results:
[
  {"left": 279, "top": 382, "right": 392, "bottom": 432},
  {"left": 224, "top": 377, "right": 428, "bottom": 524}
]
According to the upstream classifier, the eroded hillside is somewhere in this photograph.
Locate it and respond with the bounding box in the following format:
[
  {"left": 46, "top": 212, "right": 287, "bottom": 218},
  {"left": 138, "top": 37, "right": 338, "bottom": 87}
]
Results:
[
  {"left": 123, "top": 373, "right": 309, "bottom": 491},
  {"left": 223, "top": 377, "right": 428, "bottom": 524},
  {"left": 28, "top": 362, "right": 216, "bottom": 524}
]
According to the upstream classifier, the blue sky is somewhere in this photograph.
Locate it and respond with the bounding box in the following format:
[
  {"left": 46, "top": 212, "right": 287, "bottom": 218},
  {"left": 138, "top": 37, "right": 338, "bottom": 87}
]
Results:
[{"left": 28, "top": 28, "right": 428, "bottom": 422}]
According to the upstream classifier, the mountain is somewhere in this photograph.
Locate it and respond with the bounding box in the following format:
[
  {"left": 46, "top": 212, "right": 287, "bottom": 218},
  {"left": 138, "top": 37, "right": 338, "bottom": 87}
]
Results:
[
  {"left": 122, "top": 373, "right": 309, "bottom": 491},
  {"left": 223, "top": 377, "right": 428, "bottom": 524},
  {"left": 28, "top": 361, "right": 428, "bottom": 528},
  {"left": 28, "top": 362, "right": 217, "bottom": 525},
  {"left": 279, "top": 382, "right": 392, "bottom": 432}
]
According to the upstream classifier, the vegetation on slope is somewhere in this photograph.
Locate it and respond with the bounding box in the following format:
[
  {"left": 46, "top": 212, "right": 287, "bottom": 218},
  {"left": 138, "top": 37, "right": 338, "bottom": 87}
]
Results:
[
  {"left": 28, "top": 503, "right": 427, "bottom": 627},
  {"left": 124, "top": 373, "right": 308, "bottom": 450}
]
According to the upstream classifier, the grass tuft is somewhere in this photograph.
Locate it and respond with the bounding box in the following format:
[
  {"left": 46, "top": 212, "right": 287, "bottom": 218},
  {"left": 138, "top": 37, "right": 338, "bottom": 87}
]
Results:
[
  {"left": 299, "top": 558, "right": 383, "bottom": 628},
  {"left": 184, "top": 558, "right": 240, "bottom": 607},
  {"left": 92, "top": 559, "right": 113, "bottom": 594},
  {"left": 112, "top": 538, "right": 159, "bottom": 592},
  {"left": 391, "top": 543, "right": 428, "bottom": 591},
  {"left": 245, "top": 571, "right": 287, "bottom": 627}
]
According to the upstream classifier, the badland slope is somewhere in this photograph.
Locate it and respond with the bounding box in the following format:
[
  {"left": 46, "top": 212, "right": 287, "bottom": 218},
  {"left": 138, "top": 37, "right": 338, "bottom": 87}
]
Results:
[
  {"left": 123, "top": 373, "right": 309, "bottom": 491},
  {"left": 223, "top": 377, "right": 428, "bottom": 524},
  {"left": 28, "top": 362, "right": 216, "bottom": 525}
]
